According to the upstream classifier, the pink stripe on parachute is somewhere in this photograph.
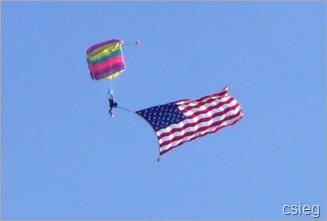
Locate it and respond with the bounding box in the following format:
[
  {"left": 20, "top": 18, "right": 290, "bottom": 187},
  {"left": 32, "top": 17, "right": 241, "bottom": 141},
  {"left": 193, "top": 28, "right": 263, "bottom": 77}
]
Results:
[
  {"left": 90, "top": 63, "right": 125, "bottom": 80},
  {"left": 88, "top": 54, "right": 124, "bottom": 72}
]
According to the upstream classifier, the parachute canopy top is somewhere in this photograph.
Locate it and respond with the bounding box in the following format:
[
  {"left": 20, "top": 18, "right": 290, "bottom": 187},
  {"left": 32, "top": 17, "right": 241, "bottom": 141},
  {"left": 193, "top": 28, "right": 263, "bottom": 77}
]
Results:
[{"left": 86, "top": 39, "right": 126, "bottom": 81}]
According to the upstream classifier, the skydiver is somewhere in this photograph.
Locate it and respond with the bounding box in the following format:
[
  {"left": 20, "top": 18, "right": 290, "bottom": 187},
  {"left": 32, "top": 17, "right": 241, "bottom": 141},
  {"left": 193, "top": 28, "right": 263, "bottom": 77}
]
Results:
[{"left": 108, "top": 94, "right": 118, "bottom": 117}]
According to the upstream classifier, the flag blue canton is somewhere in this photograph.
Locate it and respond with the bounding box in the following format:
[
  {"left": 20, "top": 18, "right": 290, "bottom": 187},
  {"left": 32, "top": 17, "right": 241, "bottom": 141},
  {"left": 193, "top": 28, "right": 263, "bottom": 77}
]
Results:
[{"left": 136, "top": 102, "right": 186, "bottom": 132}]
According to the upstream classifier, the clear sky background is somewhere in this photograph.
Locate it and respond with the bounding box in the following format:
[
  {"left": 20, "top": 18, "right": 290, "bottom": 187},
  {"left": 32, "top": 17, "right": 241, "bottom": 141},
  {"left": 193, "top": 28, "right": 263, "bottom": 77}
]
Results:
[{"left": 1, "top": 1, "right": 326, "bottom": 220}]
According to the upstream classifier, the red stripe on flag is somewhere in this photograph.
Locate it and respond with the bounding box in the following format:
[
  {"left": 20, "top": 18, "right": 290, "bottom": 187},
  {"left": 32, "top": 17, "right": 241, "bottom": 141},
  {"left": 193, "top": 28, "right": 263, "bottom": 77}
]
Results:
[
  {"left": 159, "top": 109, "right": 243, "bottom": 155},
  {"left": 158, "top": 104, "right": 242, "bottom": 147}
]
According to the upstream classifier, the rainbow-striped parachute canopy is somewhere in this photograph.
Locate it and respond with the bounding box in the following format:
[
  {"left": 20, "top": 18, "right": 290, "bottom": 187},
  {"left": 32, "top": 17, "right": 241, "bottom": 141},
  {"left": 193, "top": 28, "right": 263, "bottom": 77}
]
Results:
[{"left": 87, "top": 39, "right": 126, "bottom": 80}]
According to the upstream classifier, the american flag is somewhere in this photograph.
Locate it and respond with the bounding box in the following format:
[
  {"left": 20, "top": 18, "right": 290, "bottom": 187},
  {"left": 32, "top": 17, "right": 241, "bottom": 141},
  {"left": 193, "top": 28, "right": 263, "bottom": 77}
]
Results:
[{"left": 136, "top": 86, "right": 243, "bottom": 159}]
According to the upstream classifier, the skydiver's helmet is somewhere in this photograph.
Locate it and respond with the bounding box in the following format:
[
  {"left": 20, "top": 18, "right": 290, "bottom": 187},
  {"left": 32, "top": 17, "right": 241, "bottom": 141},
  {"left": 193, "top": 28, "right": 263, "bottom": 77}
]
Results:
[{"left": 108, "top": 89, "right": 114, "bottom": 95}]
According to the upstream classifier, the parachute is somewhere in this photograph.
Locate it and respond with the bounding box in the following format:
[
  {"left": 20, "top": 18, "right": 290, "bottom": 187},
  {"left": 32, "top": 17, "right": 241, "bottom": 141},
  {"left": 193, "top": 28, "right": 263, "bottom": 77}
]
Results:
[
  {"left": 86, "top": 39, "right": 125, "bottom": 81},
  {"left": 86, "top": 38, "right": 140, "bottom": 117}
]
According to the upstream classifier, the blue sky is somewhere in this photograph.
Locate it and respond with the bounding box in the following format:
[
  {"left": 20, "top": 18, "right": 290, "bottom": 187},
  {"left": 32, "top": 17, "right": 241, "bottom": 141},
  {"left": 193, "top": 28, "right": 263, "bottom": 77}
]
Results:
[{"left": 1, "top": 1, "right": 326, "bottom": 220}]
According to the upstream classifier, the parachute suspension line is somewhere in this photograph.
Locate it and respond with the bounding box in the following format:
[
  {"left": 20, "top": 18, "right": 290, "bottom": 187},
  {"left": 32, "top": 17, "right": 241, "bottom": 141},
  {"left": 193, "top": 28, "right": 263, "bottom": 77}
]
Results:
[
  {"left": 111, "top": 71, "right": 122, "bottom": 95},
  {"left": 109, "top": 80, "right": 113, "bottom": 94}
]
